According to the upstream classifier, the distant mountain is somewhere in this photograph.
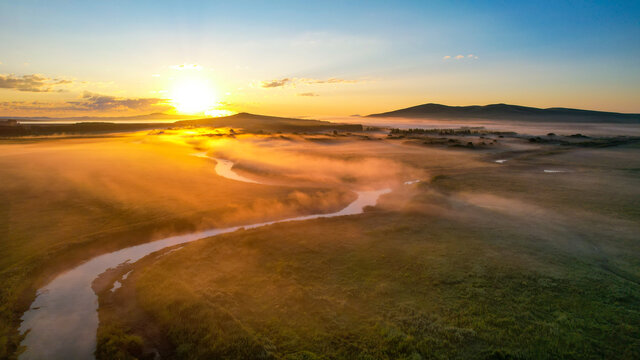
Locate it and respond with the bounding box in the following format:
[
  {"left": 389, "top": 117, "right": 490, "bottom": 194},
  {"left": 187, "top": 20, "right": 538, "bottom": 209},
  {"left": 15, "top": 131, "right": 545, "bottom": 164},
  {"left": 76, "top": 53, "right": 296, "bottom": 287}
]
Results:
[
  {"left": 175, "top": 112, "right": 362, "bottom": 132},
  {"left": 0, "top": 112, "right": 198, "bottom": 122},
  {"left": 367, "top": 103, "right": 640, "bottom": 123}
]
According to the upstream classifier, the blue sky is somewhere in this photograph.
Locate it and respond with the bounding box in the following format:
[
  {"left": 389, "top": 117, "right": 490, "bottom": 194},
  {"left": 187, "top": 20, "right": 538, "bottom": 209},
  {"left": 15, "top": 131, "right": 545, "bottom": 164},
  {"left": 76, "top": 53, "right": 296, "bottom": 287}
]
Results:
[{"left": 1, "top": 0, "right": 639, "bottom": 116}]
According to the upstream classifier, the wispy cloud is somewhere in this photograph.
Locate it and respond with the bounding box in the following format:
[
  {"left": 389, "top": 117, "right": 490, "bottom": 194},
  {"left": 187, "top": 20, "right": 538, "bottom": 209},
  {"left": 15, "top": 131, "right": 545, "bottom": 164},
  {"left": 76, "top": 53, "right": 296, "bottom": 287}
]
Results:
[
  {"left": 169, "top": 64, "right": 202, "bottom": 71},
  {"left": 297, "top": 92, "right": 319, "bottom": 97},
  {"left": 261, "top": 78, "right": 292, "bottom": 88},
  {"left": 260, "top": 77, "right": 363, "bottom": 88},
  {"left": 443, "top": 54, "right": 478, "bottom": 61},
  {"left": 68, "top": 91, "right": 170, "bottom": 111},
  {"left": 0, "top": 74, "right": 73, "bottom": 92},
  {"left": 0, "top": 92, "right": 172, "bottom": 113}
]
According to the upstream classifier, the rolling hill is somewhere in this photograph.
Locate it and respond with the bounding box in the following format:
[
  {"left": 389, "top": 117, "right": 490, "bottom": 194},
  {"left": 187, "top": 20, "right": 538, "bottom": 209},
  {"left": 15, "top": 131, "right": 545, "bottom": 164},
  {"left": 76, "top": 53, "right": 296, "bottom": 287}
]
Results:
[
  {"left": 174, "top": 112, "right": 362, "bottom": 132},
  {"left": 0, "top": 112, "right": 362, "bottom": 137},
  {"left": 367, "top": 103, "right": 640, "bottom": 123}
]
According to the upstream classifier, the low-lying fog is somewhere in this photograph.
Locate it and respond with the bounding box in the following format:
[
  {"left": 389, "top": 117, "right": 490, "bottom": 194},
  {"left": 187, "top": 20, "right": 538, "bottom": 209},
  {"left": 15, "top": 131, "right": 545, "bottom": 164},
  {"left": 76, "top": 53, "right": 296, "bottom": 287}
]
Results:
[
  {"left": 323, "top": 115, "right": 640, "bottom": 137},
  {"left": 144, "top": 128, "right": 429, "bottom": 189}
]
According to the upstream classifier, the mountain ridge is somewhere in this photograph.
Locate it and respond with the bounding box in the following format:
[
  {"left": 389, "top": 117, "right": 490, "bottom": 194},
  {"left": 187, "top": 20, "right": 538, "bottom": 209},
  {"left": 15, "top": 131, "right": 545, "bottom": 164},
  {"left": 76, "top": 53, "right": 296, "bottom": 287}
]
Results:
[
  {"left": 174, "top": 112, "right": 362, "bottom": 132},
  {"left": 367, "top": 103, "right": 640, "bottom": 122}
]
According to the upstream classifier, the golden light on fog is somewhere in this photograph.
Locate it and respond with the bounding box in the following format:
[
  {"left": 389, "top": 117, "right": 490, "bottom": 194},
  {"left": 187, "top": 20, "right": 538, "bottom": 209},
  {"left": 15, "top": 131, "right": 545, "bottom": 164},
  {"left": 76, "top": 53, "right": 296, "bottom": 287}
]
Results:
[{"left": 170, "top": 78, "right": 217, "bottom": 115}]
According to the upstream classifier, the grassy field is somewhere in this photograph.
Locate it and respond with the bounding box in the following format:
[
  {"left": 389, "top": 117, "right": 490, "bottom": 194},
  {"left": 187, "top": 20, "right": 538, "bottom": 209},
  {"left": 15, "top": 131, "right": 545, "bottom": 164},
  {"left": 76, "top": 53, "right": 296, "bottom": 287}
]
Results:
[
  {"left": 95, "top": 134, "right": 640, "bottom": 359},
  {"left": 0, "top": 130, "right": 356, "bottom": 358}
]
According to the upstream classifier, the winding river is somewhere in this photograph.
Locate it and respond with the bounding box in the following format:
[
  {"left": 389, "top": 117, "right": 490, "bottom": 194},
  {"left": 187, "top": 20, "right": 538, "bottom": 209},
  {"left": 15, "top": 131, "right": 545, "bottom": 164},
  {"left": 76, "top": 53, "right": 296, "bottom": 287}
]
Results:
[{"left": 18, "top": 156, "right": 392, "bottom": 360}]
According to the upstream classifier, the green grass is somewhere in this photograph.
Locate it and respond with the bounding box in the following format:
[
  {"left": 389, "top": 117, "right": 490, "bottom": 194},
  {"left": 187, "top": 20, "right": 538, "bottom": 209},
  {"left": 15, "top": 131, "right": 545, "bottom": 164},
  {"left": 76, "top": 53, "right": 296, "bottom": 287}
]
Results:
[
  {"left": 5, "top": 131, "right": 640, "bottom": 359},
  {"left": 103, "top": 205, "right": 639, "bottom": 359},
  {"left": 98, "top": 144, "right": 640, "bottom": 359},
  {"left": 0, "top": 134, "right": 353, "bottom": 359}
]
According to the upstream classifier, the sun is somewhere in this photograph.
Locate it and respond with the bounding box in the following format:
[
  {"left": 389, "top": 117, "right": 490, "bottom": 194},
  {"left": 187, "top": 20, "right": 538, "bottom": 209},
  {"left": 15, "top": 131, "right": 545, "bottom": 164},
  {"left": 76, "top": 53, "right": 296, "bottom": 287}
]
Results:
[{"left": 169, "top": 78, "right": 217, "bottom": 115}]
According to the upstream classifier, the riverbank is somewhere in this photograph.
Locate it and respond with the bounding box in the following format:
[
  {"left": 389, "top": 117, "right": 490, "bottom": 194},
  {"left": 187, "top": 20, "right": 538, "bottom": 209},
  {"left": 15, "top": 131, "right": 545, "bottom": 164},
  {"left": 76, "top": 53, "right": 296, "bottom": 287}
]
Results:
[
  {"left": 18, "top": 187, "right": 389, "bottom": 359},
  {"left": 5, "top": 124, "right": 640, "bottom": 359},
  {"left": 0, "top": 132, "right": 357, "bottom": 358},
  {"left": 95, "top": 133, "right": 640, "bottom": 359}
]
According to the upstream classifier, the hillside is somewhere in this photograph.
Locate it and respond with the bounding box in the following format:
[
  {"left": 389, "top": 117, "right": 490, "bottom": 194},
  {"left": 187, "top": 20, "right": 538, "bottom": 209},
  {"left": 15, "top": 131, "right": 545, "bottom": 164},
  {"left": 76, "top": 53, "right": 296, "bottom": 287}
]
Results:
[
  {"left": 367, "top": 103, "right": 640, "bottom": 123},
  {"left": 0, "top": 112, "right": 363, "bottom": 137},
  {"left": 175, "top": 112, "right": 363, "bottom": 132}
]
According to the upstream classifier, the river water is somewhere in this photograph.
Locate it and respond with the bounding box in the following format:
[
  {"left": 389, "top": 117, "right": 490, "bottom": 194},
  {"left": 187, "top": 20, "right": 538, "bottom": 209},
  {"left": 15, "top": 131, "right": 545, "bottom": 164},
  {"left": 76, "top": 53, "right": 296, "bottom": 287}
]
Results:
[{"left": 18, "top": 156, "right": 392, "bottom": 359}]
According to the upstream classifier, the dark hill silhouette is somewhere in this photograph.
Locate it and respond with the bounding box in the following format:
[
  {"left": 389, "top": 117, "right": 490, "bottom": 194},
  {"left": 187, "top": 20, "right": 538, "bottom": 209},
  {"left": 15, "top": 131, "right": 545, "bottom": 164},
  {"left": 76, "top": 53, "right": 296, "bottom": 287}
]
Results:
[
  {"left": 367, "top": 103, "right": 640, "bottom": 123},
  {"left": 1, "top": 112, "right": 362, "bottom": 137},
  {"left": 175, "top": 112, "right": 362, "bottom": 132}
]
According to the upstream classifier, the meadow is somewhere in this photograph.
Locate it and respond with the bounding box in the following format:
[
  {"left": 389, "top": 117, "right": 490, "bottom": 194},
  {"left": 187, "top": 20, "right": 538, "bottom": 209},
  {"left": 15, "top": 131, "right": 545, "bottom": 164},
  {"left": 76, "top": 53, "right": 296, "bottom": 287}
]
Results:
[
  {"left": 0, "top": 130, "right": 356, "bottom": 358},
  {"left": 90, "top": 126, "right": 640, "bottom": 359}
]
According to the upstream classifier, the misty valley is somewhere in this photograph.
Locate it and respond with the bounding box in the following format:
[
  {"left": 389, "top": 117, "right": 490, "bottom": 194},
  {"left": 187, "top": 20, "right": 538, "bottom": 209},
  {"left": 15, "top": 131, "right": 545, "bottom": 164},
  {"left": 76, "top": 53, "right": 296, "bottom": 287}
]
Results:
[
  {"left": 1, "top": 113, "right": 639, "bottom": 359},
  {"left": 1, "top": 2, "right": 640, "bottom": 358}
]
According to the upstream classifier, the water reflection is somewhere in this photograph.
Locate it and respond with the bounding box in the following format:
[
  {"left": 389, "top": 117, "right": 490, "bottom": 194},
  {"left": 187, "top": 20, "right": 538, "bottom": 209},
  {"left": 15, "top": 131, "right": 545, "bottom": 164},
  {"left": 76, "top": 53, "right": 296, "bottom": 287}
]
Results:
[{"left": 18, "top": 157, "right": 391, "bottom": 360}]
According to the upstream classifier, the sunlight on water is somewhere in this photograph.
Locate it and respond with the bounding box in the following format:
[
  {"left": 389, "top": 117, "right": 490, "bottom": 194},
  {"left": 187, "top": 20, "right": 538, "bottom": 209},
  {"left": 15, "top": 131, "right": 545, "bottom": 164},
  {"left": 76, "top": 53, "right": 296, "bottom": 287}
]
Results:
[
  {"left": 18, "top": 158, "right": 392, "bottom": 360},
  {"left": 192, "top": 152, "right": 260, "bottom": 184}
]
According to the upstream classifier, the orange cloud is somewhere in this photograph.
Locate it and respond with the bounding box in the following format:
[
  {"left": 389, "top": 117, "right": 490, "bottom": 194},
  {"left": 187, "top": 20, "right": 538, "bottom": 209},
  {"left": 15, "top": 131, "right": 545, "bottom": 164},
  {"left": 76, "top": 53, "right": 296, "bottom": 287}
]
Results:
[
  {"left": 261, "top": 78, "right": 292, "bottom": 88},
  {"left": 0, "top": 92, "right": 172, "bottom": 114},
  {"left": 0, "top": 74, "right": 73, "bottom": 92},
  {"left": 261, "top": 77, "right": 362, "bottom": 88}
]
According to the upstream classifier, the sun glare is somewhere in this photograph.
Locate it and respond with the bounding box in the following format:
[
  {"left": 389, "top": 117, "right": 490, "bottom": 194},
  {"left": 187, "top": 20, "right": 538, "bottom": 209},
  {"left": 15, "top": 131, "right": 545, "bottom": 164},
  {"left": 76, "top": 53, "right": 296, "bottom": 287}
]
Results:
[
  {"left": 205, "top": 109, "right": 235, "bottom": 117},
  {"left": 170, "top": 78, "right": 218, "bottom": 115}
]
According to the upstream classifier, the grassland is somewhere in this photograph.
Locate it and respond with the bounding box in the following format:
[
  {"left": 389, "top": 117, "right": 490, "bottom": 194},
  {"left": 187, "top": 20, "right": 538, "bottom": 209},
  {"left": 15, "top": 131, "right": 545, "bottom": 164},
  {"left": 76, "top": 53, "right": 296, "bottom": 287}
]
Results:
[
  {"left": 95, "top": 131, "right": 640, "bottom": 359},
  {"left": 0, "top": 130, "right": 355, "bottom": 358}
]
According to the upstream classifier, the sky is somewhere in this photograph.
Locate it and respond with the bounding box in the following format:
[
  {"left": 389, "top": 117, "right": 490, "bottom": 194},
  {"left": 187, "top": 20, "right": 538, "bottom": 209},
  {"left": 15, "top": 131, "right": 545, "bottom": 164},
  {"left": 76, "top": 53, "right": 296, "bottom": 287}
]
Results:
[{"left": 1, "top": 0, "right": 639, "bottom": 117}]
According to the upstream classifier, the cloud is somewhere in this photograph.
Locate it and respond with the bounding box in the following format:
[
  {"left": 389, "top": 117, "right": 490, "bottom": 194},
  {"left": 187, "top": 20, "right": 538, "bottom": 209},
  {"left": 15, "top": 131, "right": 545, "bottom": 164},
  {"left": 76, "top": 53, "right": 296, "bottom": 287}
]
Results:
[
  {"left": 66, "top": 91, "right": 171, "bottom": 111},
  {"left": 297, "top": 92, "right": 319, "bottom": 97},
  {"left": 443, "top": 54, "right": 479, "bottom": 61},
  {"left": 261, "top": 77, "right": 362, "bottom": 88},
  {"left": 261, "top": 78, "right": 292, "bottom": 88},
  {"left": 170, "top": 64, "right": 202, "bottom": 71},
  {"left": 0, "top": 74, "right": 73, "bottom": 92},
  {"left": 0, "top": 92, "right": 173, "bottom": 113}
]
